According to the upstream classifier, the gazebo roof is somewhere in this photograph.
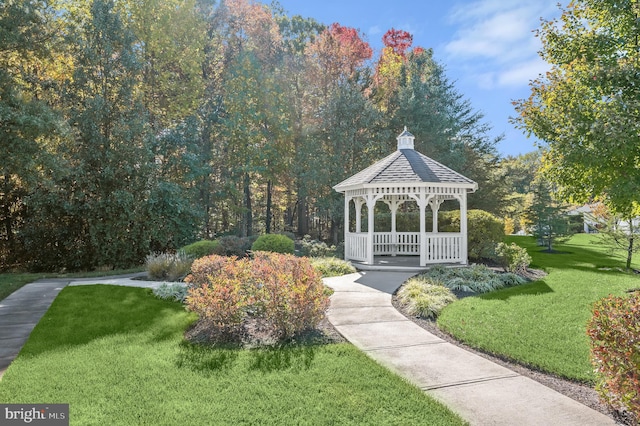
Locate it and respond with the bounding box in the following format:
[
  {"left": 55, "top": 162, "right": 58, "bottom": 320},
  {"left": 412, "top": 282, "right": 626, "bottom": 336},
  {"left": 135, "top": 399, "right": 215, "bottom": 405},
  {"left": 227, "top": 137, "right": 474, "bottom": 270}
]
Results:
[{"left": 333, "top": 148, "right": 477, "bottom": 192}]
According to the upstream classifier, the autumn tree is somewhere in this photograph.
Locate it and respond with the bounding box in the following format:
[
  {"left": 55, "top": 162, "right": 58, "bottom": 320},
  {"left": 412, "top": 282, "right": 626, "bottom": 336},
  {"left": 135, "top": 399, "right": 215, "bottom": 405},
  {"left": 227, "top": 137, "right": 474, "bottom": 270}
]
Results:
[
  {"left": 297, "top": 22, "right": 374, "bottom": 236},
  {"left": 501, "top": 151, "right": 541, "bottom": 233},
  {"left": 208, "top": 0, "right": 289, "bottom": 237},
  {"left": 515, "top": 0, "right": 640, "bottom": 220},
  {"left": 382, "top": 28, "right": 413, "bottom": 57},
  {"left": 120, "top": 0, "right": 206, "bottom": 131},
  {"left": 373, "top": 32, "right": 505, "bottom": 215}
]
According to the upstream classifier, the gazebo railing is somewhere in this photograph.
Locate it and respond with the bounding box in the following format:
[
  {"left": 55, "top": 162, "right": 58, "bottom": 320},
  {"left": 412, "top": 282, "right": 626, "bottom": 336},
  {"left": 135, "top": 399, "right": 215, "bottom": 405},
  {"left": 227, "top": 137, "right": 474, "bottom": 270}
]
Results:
[
  {"left": 424, "top": 233, "right": 462, "bottom": 263},
  {"left": 346, "top": 232, "right": 463, "bottom": 264},
  {"left": 373, "top": 232, "right": 420, "bottom": 255},
  {"left": 345, "top": 233, "right": 368, "bottom": 261}
]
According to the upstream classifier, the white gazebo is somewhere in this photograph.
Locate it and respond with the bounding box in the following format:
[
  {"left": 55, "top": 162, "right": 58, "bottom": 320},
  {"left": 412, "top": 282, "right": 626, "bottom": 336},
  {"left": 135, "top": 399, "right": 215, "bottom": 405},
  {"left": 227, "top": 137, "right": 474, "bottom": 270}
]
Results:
[{"left": 333, "top": 128, "right": 478, "bottom": 267}]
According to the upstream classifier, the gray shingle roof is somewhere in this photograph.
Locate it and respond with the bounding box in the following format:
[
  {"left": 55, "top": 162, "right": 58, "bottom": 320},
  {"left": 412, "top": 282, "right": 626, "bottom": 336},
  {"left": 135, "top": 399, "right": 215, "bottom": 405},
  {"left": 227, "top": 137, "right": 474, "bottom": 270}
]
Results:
[{"left": 334, "top": 149, "right": 476, "bottom": 191}]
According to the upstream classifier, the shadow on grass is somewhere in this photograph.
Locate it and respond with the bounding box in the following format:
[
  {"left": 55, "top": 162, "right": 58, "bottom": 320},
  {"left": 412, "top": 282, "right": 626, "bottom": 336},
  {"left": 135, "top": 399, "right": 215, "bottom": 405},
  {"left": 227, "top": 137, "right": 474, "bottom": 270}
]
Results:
[
  {"left": 248, "top": 344, "right": 318, "bottom": 372},
  {"left": 508, "top": 235, "right": 637, "bottom": 274},
  {"left": 175, "top": 341, "right": 240, "bottom": 375},
  {"left": 479, "top": 280, "right": 554, "bottom": 301},
  {"left": 176, "top": 331, "right": 324, "bottom": 375},
  {"left": 175, "top": 340, "right": 320, "bottom": 375},
  {"left": 20, "top": 285, "right": 191, "bottom": 358}
]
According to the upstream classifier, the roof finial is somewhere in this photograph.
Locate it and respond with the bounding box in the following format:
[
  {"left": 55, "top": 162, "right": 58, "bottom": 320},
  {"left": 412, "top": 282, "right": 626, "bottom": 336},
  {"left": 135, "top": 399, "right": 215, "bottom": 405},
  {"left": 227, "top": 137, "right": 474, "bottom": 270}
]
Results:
[{"left": 397, "top": 127, "right": 415, "bottom": 150}]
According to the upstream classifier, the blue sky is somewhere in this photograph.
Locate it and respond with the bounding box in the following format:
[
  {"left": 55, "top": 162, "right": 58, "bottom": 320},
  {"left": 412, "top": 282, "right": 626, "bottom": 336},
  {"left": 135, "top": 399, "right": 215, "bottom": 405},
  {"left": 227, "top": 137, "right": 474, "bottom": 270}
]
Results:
[{"left": 268, "top": 0, "right": 563, "bottom": 157}]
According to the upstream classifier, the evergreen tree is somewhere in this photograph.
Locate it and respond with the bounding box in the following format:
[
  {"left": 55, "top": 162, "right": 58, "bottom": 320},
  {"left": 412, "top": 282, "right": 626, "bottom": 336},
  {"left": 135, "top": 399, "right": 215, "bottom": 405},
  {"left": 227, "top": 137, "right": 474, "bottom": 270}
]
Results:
[
  {"left": 0, "top": 0, "right": 64, "bottom": 268},
  {"left": 526, "top": 177, "right": 573, "bottom": 252}
]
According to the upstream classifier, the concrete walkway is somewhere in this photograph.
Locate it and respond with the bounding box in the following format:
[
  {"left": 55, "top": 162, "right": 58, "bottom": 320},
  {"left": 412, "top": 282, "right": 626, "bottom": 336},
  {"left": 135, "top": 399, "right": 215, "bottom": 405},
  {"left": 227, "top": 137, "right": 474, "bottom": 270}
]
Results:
[
  {"left": 0, "top": 274, "right": 170, "bottom": 378},
  {"left": 324, "top": 271, "right": 615, "bottom": 426}
]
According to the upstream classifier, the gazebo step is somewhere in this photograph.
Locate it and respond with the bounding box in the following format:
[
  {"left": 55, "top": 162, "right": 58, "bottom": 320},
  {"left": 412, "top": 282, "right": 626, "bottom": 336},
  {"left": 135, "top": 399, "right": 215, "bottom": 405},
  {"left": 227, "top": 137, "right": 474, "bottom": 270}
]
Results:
[{"left": 354, "top": 263, "right": 429, "bottom": 273}]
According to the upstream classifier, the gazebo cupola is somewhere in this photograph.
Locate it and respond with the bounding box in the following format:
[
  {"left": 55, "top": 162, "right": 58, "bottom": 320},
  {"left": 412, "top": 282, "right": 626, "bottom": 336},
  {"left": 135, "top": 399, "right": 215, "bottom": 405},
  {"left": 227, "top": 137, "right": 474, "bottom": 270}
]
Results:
[
  {"left": 397, "top": 127, "right": 415, "bottom": 149},
  {"left": 333, "top": 128, "right": 478, "bottom": 267}
]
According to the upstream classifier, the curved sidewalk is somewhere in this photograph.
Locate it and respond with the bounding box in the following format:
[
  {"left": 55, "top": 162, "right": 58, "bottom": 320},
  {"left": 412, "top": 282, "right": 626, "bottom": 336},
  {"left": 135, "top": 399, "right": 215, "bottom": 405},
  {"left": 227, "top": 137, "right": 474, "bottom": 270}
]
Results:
[
  {"left": 323, "top": 271, "right": 615, "bottom": 426},
  {"left": 0, "top": 274, "right": 170, "bottom": 378}
]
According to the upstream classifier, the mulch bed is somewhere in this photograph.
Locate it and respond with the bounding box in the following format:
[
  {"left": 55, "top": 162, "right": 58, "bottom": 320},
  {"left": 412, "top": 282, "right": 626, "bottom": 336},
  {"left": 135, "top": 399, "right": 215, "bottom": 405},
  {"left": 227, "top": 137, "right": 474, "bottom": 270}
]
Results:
[{"left": 185, "top": 316, "right": 346, "bottom": 349}]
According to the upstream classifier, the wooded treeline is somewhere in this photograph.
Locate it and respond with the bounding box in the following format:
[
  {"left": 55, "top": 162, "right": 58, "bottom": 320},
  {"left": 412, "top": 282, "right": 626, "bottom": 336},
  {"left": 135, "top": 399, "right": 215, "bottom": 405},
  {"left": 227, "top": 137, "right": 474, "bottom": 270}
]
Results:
[{"left": 2, "top": 0, "right": 510, "bottom": 271}]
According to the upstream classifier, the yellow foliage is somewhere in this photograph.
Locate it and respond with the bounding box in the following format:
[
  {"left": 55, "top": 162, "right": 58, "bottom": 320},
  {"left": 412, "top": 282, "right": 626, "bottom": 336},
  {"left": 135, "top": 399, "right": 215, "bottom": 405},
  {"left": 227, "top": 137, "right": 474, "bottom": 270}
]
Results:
[{"left": 504, "top": 217, "right": 515, "bottom": 235}]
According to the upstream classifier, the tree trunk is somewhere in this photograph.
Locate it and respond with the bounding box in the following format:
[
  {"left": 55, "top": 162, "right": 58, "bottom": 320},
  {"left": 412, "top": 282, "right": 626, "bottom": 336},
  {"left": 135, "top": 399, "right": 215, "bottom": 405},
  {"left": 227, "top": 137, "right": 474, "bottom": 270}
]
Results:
[
  {"left": 627, "top": 236, "right": 633, "bottom": 271},
  {"left": 330, "top": 218, "right": 340, "bottom": 245},
  {"left": 1, "top": 176, "right": 15, "bottom": 264},
  {"left": 243, "top": 173, "right": 252, "bottom": 237},
  {"left": 200, "top": 175, "right": 211, "bottom": 238},
  {"left": 297, "top": 195, "right": 309, "bottom": 236},
  {"left": 265, "top": 179, "right": 272, "bottom": 234}
]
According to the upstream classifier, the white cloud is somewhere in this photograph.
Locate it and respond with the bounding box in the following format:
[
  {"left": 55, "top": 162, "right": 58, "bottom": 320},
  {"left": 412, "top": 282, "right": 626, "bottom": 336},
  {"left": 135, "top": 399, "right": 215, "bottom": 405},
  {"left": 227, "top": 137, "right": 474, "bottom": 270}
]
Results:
[
  {"left": 368, "top": 25, "right": 382, "bottom": 36},
  {"left": 497, "top": 57, "right": 550, "bottom": 87},
  {"left": 444, "top": 0, "right": 559, "bottom": 89}
]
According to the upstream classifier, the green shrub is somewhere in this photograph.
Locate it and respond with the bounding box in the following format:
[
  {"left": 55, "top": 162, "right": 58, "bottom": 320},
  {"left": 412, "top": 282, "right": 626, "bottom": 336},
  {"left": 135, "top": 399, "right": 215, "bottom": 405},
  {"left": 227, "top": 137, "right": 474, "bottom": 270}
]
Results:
[
  {"left": 213, "top": 236, "right": 252, "bottom": 257},
  {"left": 496, "top": 242, "right": 532, "bottom": 274},
  {"left": 152, "top": 283, "right": 188, "bottom": 302},
  {"left": 397, "top": 277, "right": 457, "bottom": 319},
  {"left": 309, "top": 257, "right": 356, "bottom": 277},
  {"left": 499, "top": 272, "right": 526, "bottom": 287},
  {"left": 185, "top": 253, "right": 329, "bottom": 342},
  {"left": 441, "top": 210, "right": 504, "bottom": 260},
  {"left": 421, "top": 264, "right": 525, "bottom": 294},
  {"left": 587, "top": 294, "right": 640, "bottom": 422},
  {"left": 145, "top": 251, "right": 193, "bottom": 282},
  {"left": 299, "top": 235, "right": 336, "bottom": 257},
  {"left": 278, "top": 231, "right": 296, "bottom": 241},
  {"left": 181, "top": 240, "right": 219, "bottom": 258},
  {"left": 251, "top": 234, "right": 294, "bottom": 254}
]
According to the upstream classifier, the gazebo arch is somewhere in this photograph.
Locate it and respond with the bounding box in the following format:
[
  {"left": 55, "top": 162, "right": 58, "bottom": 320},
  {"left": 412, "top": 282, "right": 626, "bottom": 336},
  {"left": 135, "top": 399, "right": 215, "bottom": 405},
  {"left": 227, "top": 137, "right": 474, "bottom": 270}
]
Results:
[{"left": 333, "top": 128, "right": 478, "bottom": 267}]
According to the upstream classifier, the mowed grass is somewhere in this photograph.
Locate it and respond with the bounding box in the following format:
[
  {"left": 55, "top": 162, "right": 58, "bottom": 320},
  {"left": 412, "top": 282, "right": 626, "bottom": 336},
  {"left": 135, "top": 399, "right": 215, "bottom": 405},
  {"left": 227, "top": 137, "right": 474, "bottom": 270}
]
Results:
[
  {"left": 0, "top": 273, "right": 44, "bottom": 301},
  {"left": 0, "top": 285, "right": 465, "bottom": 425},
  {"left": 437, "top": 234, "right": 640, "bottom": 382}
]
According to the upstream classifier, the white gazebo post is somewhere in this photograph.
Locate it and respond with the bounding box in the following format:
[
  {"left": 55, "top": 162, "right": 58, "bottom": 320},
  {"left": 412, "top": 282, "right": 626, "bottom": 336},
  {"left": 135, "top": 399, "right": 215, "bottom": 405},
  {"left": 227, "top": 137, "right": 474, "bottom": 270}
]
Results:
[
  {"left": 416, "top": 193, "right": 432, "bottom": 267},
  {"left": 384, "top": 198, "right": 402, "bottom": 256},
  {"left": 430, "top": 198, "right": 443, "bottom": 233},
  {"left": 365, "top": 194, "right": 378, "bottom": 265},
  {"left": 343, "top": 195, "right": 350, "bottom": 260},
  {"left": 354, "top": 197, "right": 364, "bottom": 233},
  {"left": 459, "top": 191, "right": 469, "bottom": 265}
]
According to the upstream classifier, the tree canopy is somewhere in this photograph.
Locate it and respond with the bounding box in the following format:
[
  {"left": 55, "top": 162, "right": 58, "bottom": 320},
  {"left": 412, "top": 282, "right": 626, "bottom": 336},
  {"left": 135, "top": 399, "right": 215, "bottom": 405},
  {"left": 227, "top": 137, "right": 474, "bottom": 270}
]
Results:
[
  {"left": 514, "top": 0, "right": 640, "bottom": 217},
  {"left": 1, "top": 0, "right": 509, "bottom": 271}
]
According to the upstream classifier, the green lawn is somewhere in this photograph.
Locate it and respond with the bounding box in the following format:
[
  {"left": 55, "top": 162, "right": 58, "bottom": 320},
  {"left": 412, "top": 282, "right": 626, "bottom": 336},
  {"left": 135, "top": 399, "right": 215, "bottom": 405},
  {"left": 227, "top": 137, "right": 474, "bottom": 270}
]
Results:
[
  {"left": 0, "top": 267, "right": 144, "bottom": 301},
  {"left": 0, "top": 285, "right": 465, "bottom": 425},
  {"left": 438, "top": 234, "right": 640, "bottom": 383}
]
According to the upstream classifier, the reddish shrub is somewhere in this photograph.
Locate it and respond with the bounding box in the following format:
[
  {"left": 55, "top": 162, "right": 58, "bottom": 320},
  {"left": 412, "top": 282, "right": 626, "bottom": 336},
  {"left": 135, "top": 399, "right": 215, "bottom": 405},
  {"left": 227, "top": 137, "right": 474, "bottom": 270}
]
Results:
[
  {"left": 587, "top": 294, "right": 640, "bottom": 422},
  {"left": 185, "top": 255, "right": 253, "bottom": 333},
  {"left": 252, "top": 252, "right": 329, "bottom": 339},
  {"left": 185, "top": 254, "right": 230, "bottom": 288},
  {"left": 184, "top": 252, "right": 329, "bottom": 342}
]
